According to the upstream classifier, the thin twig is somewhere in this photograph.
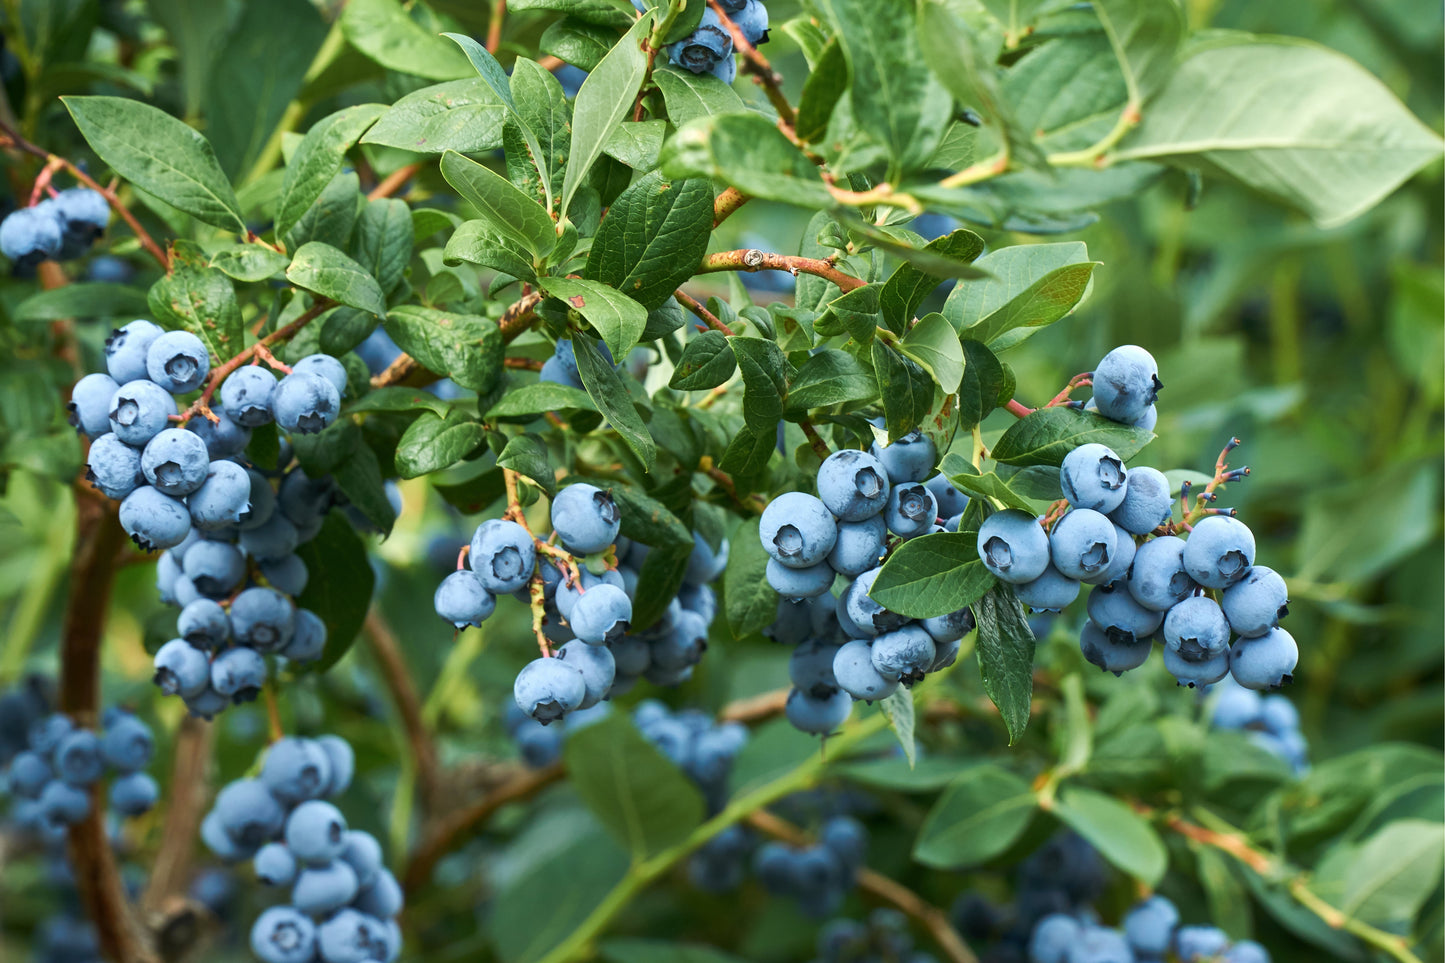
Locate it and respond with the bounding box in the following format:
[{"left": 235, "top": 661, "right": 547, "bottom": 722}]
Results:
[
  {"left": 713, "top": 186, "right": 749, "bottom": 226},
  {"left": 718, "top": 687, "right": 788, "bottom": 723},
  {"left": 674, "top": 289, "right": 734, "bottom": 336},
  {"left": 798, "top": 419, "right": 832, "bottom": 460},
  {"left": 486, "top": 0, "right": 507, "bottom": 53},
  {"left": 1003, "top": 399, "right": 1033, "bottom": 419},
  {"left": 365, "top": 609, "right": 442, "bottom": 810},
  {"left": 367, "top": 163, "right": 420, "bottom": 200},
  {"left": 699, "top": 249, "right": 865, "bottom": 292},
  {"left": 706, "top": 0, "right": 796, "bottom": 129}
]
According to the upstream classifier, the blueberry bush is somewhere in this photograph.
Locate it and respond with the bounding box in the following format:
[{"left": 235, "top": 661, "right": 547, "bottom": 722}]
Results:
[{"left": 0, "top": 1, "right": 1440, "bottom": 962}]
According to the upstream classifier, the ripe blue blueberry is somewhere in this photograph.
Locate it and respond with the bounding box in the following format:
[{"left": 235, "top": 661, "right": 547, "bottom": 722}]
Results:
[
  {"left": 292, "top": 860, "right": 360, "bottom": 916},
  {"left": 1182, "top": 515, "right": 1256, "bottom": 588},
  {"left": 1162, "top": 643, "right": 1230, "bottom": 688},
  {"left": 109, "top": 380, "right": 178, "bottom": 446},
  {"left": 1222, "top": 940, "right": 1271, "bottom": 963},
  {"left": 38, "top": 778, "right": 91, "bottom": 825},
  {"left": 1069, "top": 925, "right": 1133, "bottom": 963},
  {"left": 178, "top": 598, "right": 231, "bottom": 650},
  {"left": 539, "top": 354, "right": 582, "bottom": 389},
  {"left": 0, "top": 204, "right": 63, "bottom": 266},
  {"left": 976, "top": 510, "right": 1050, "bottom": 584},
  {"left": 816, "top": 449, "right": 891, "bottom": 521},
  {"left": 668, "top": 7, "right": 732, "bottom": 73},
  {"left": 291, "top": 354, "right": 348, "bottom": 398},
  {"left": 337, "top": 830, "right": 384, "bottom": 890},
  {"left": 153, "top": 639, "right": 211, "bottom": 698},
  {"left": 788, "top": 639, "right": 842, "bottom": 695},
  {"left": 1091, "top": 345, "right": 1161, "bottom": 423},
  {"left": 1123, "top": 895, "right": 1179, "bottom": 956},
  {"left": 109, "top": 771, "right": 159, "bottom": 816},
  {"left": 1087, "top": 579, "right": 1164, "bottom": 645},
  {"left": 832, "top": 639, "right": 898, "bottom": 701},
  {"left": 434, "top": 570, "right": 496, "bottom": 628},
  {"left": 556, "top": 640, "right": 616, "bottom": 709},
  {"left": 52, "top": 188, "right": 109, "bottom": 254},
  {"left": 239, "top": 511, "right": 300, "bottom": 562},
  {"left": 238, "top": 467, "right": 277, "bottom": 530},
  {"left": 184, "top": 685, "right": 231, "bottom": 720},
  {"left": 214, "top": 777, "right": 286, "bottom": 850},
  {"left": 1015, "top": 563, "right": 1081, "bottom": 613},
  {"left": 209, "top": 647, "right": 267, "bottom": 703},
  {"left": 1108, "top": 465, "right": 1171, "bottom": 534},
  {"left": 611, "top": 636, "right": 651, "bottom": 677},
  {"left": 767, "top": 557, "right": 835, "bottom": 600},
  {"left": 140, "top": 428, "right": 210, "bottom": 497},
  {"left": 514, "top": 657, "right": 588, "bottom": 724},
  {"left": 8, "top": 750, "right": 51, "bottom": 797},
  {"left": 1173, "top": 925, "right": 1230, "bottom": 961},
  {"left": 844, "top": 567, "right": 907, "bottom": 637},
  {"left": 1125, "top": 535, "right": 1196, "bottom": 611},
  {"left": 1163, "top": 595, "right": 1231, "bottom": 662},
  {"left": 1028, "top": 914, "right": 1082, "bottom": 963},
  {"left": 54, "top": 728, "right": 104, "bottom": 785},
  {"left": 317, "top": 908, "right": 388, "bottom": 963},
  {"left": 356, "top": 869, "right": 405, "bottom": 918},
  {"left": 180, "top": 540, "right": 244, "bottom": 598},
  {"left": 871, "top": 624, "right": 936, "bottom": 681},
  {"left": 1060, "top": 443, "right": 1128, "bottom": 513},
  {"left": 785, "top": 686, "right": 853, "bottom": 735},
  {"left": 761, "top": 491, "right": 839, "bottom": 570},
  {"left": 568, "top": 583, "right": 633, "bottom": 645},
  {"left": 1084, "top": 522, "right": 1136, "bottom": 586},
  {"left": 550, "top": 483, "right": 622, "bottom": 554},
  {"left": 1049, "top": 509, "right": 1117, "bottom": 581},
  {"left": 683, "top": 533, "right": 729, "bottom": 586},
  {"left": 1229, "top": 627, "right": 1298, "bottom": 690},
  {"left": 86, "top": 432, "right": 144, "bottom": 500},
  {"left": 105, "top": 320, "right": 165, "bottom": 384},
  {"left": 884, "top": 482, "right": 938, "bottom": 538},
  {"left": 145, "top": 330, "right": 210, "bottom": 393},
  {"left": 827, "top": 516, "right": 887, "bottom": 578},
  {"left": 870, "top": 429, "right": 937, "bottom": 484},
  {"left": 1260, "top": 693, "right": 1299, "bottom": 735},
  {"left": 1221, "top": 565, "right": 1288, "bottom": 638},
  {"left": 187, "top": 460, "right": 252, "bottom": 529},
  {"left": 317, "top": 734, "right": 355, "bottom": 795},
  {"left": 924, "top": 473, "right": 970, "bottom": 519},
  {"left": 221, "top": 366, "right": 278, "bottom": 427},
  {"left": 69, "top": 372, "right": 120, "bottom": 437},
  {"left": 272, "top": 371, "right": 339, "bottom": 435},
  {"left": 253, "top": 841, "right": 298, "bottom": 886},
  {"left": 285, "top": 799, "right": 348, "bottom": 864},
  {"left": 250, "top": 906, "right": 317, "bottom": 963},
  {"left": 922, "top": 605, "right": 975, "bottom": 646},
  {"left": 652, "top": 608, "right": 710, "bottom": 671},
  {"left": 1079, "top": 619, "right": 1151, "bottom": 675},
  {"left": 262, "top": 737, "right": 333, "bottom": 805},
  {"left": 29, "top": 713, "right": 75, "bottom": 754},
  {"left": 186, "top": 405, "right": 251, "bottom": 458},
  {"left": 679, "top": 581, "right": 717, "bottom": 623},
  {"left": 733, "top": 0, "right": 770, "bottom": 45},
  {"left": 469, "top": 518, "right": 537, "bottom": 594},
  {"left": 260, "top": 553, "right": 309, "bottom": 596},
  {"left": 99, "top": 712, "right": 154, "bottom": 773}
]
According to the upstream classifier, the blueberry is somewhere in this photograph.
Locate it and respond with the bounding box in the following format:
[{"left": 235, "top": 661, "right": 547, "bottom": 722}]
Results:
[
  {"left": 1220, "top": 565, "right": 1288, "bottom": 638},
  {"left": 1124, "top": 535, "right": 1196, "bottom": 611},
  {"left": 1163, "top": 595, "right": 1231, "bottom": 662},
  {"left": 1162, "top": 643, "right": 1230, "bottom": 688},
  {"left": 1079, "top": 619, "right": 1151, "bottom": 675},
  {"left": 182, "top": 539, "right": 246, "bottom": 596},
  {"left": 870, "top": 429, "right": 936, "bottom": 484},
  {"left": 871, "top": 624, "right": 936, "bottom": 681},
  {"left": 1015, "top": 564, "right": 1081, "bottom": 613},
  {"left": 651, "top": 608, "right": 710, "bottom": 670},
  {"left": 761, "top": 491, "right": 838, "bottom": 568},
  {"left": 153, "top": 639, "right": 211, "bottom": 698},
  {"left": 1182, "top": 515, "right": 1256, "bottom": 589},
  {"left": 291, "top": 354, "right": 347, "bottom": 399},
  {"left": 273, "top": 371, "right": 340, "bottom": 435},
  {"left": 1134, "top": 404, "right": 1158, "bottom": 431},
  {"left": 678, "top": 581, "right": 717, "bottom": 623},
  {"left": 611, "top": 636, "right": 651, "bottom": 676},
  {"left": 1230, "top": 627, "right": 1298, "bottom": 690},
  {"left": 253, "top": 841, "right": 298, "bottom": 886},
  {"left": 1210, "top": 678, "right": 1264, "bottom": 729},
  {"left": 833, "top": 639, "right": 897, "bottom": 701},
  {"left": 1108, "top": 465, "right": 1171, "bottom": 534},
  {"left": 1122, "top": 895, "right": 1178, "bottom": 956},
  {"left": 88, "top": 254, "right": 133, "bottom": 283},
  {"left": 0, "top": 203, "right": 63, "bottom": 266},
  {"left": 1028, "top": 913, "right": 1082, "bottom": 963},
  {"left": 788, "top": 639, "right": 842, "bottom": 694},
  {"left": 556, "top": 639, "right": 616, "bottom": 709},
  {"left": 340, "top": 829, "right": 383, "bottom": 887},
  {"left": 221, "top": 366, "right": 278, "bottom": 427},
  {"left": 261, "top": 553, "right": 309, "bottom": 596},
  {"left": 262, "top": 737, "right": 332, "bottom": 805},
  {"left": 668, "top": 7, "right": 732, "bottom": 72},
  {"left": 885, "top": 482, "right": 938, "bottom": 538},
  {"left": 785, "top": 686, "right": 852, "bottom": 735},
  {"left": 238, "top": 467, "right": 278, "bottom": 530},
  {"left": 176, "top": 598, "right": 230, "bottom": 651},
  {"left": 568, "top": 583, "right": 633, "bottom": 644},
  {"left": 844, "top": 567, "right": 907, "bottom": 637},
  {"left": 1066, "top": 925, "right": 1132, "bottom": 963},
  {"left": 551, "top": 483, "right": 622, "bottom": 554},
  {"left": 767, "top": 557, "right": 836, "bottom": 600},
  {"left": 818, "top": 918, "right": 870, "bottom": 959},
  {"left": 186, "top": 460, "right": 251, "bottom": 529},
  {"left": 186, "top": 405, "right": 252, "bottom": 457},
  {"left": 210, "top": 647, "right": 267, "bottom": 703},
  {"left": 1223, "top": 940, "right": 1271, "bottom": 963},
  {"left": 1049, "top": 509, "right": 1117, "bottom": 581},
  {"left": 924, "top": 473, "right": 970, "bottom": 519},
  {"left": 1060, "top": 443, "right": 1128, "bottom": 514},
  {"left": 86, "top": 432, "right": 144, "bottom": 500},
  {"left": 53, "top": 187, "right": 109, "bottom": 255},
  {"left": 284, "top": 799, "right": 348, "bottom": 865},
  {"left": 539, "top": 354, "right": 583, "bottom": 389},
  {"left": 316, "top": 908, "right": 387, "bottom": 963},
  {"left": 213, "top": 777, "right": 286, "bottom": 850},
  {"left": 183, "top": 686, "right": 231, "bottom": 720},
  {"left": 1259, "top": 693, "right": 1299, "bottom": 736},
  {"left": 1084, "top": 522, "right": 1136, "bottom": 586},
  {"left": 733, "top": 0, "right": 769, "bottom": 45},
  {"left": 514, "top": 657, "right": 588, "bottom": 724},
  {"left": 1091, "top": 345, "right": 1161, "bottom": 423},
  {"left": 684, "top": 533, "right": 729, "bottom": 586},
  {"left": 109, "top": 379, "right": 178, "bottom": 446},
  {"left": 109, "top": 770, "right": 159, "bottom": 816},
  {"left": 921, "top": 605, "right": 976, "bottom": 644},
  {"left": 38, "top": 778, "right": 91, "bottom": 825},
  {"left": 706, "top": 52, "right": 737, "bottom": 83},
  {"left": 765, "top": 597, "right": 815, "bottom": 645},
  {"left": 469, "top": 518, "right": 537, "bottom": 594},
  {"left": 145, "top": 330, "right": 210, "bottom": 394},
  {"left": 1087, "top": 579, "right": 1164, "bottom": 645},
  {"left": 69, "top": 372, "right": 121, "bottom": 438},
  {"left": 29, "top": 712, "right": 75, "bottom": 754},
  {"left": 240, "top": 510, "right": 299, "bottom": 562},
  {"left": 828, "top": 516, "right": 887, "bottom": 577},
  {"left": 434, "top": 570, "right": 496, "bottom": 628},
  {"left": 977, "top": 510, "right": 1050, "bottom": 584},
  {"left": 9, "top": 750, "right": 52, "bottom": 797},
  {"left": 54, "top": 728, "right": 104, "bottom": 785},
  {"left": 1173, "top": 925, "right": 1230, "bottom": 961},
  {"left": 317, "top": 735, "right": 355, "bottom": 795},
  {"left": 816, "top": 449, "right": 891, "bottom": 521},
  {"left": 250, "top": 906, "right": 317, "bottom": 963},
  {"left": 105, "top": 320, "right": 165, "bottom": 384},
  {"left": 201, "top": 809, "right": 249, "bottom": 861},
  {"left": 359, "top": 869, "right": 407, "bottom": 919}
]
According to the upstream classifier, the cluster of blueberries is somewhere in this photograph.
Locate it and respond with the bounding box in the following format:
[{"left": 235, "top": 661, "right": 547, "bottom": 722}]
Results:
[
  {"left": 201, "top": 735, "right": 402, "bottom": 963},
  {"left": 1028, "top": 896, "right": 1269, "bottom": 963},
  {"left": 636, "top": 0, "right": 769, "bottom": 85},
  {"left": 503, "top": 701, "right": 612, "bottom": 768},
  {"left": 0, "top": 187, "right": 109, "bottom": 271},
  {"left": 978, "top": 347, "right": 1296, "bottom": 690},
  {"left": 812, "top": 908, "right": 938, "bottom": 963},
  {"left": 758, "top": 432, "right": 975, "bottom": 735},
  {"left": 1208, "top": 678, "right": 1308, "bottom": 776},
  {"left": 751, "top": 813, "right": 868, "bottom": 918}
]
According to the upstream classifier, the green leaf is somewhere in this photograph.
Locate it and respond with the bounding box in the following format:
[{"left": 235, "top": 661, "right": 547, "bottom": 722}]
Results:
[
  {"left": 394, "top": 409, "right": 487, "bottom": 478},
  {"left": 285, "top": 242, "right": 388, "bottom": 318},
  {"left": 13, "top": 282, "right": 149, "bottom": 322},
  {"left": 946, "top": 463, "right": 1037, "bottom": 514},
  {"left": 944, "top": 245, "right": 1099, "bottom": 350},
  {"left": 361, "top": 79, "right": 506, "bottom": 155},
  {"left": 795, "top": 39, "right": 848, "bottom": 143},
  {"left": 540, "top": 18, "right": 617, "bottom": 71},
  {"left": 564, "top": 712, "right": 706, "bottom": 859},
  {"left": 724, "top": 518, "right": 778, "bottom": 638},
  {"left": 871, "top": 531, "right": 995, "bottom": 619},
  {"left": 669, "top": 331, "right": 737, "bottom": 390},
  {"left": 899, "top": 313, "right": 965, "bottom": 394},
  {"left": 346, "top": 387, "right": 451, "bottom": 417},
  {"left": 383, "top": 305, "right": 504, "bottom": 392},
  {"left": 440, "top": 150, "right": 557, "bottom": 261},
  {"left": 150, "top": 0, "right": 231, "bottom": 117},
  {"left": 653, "top": 67, "right": 747, "bottom": 128},
  {"left": 584, "top": 172, "right": 713, "bottom": 311},
  {"left": 487, "top": 382, "right": 597, "bottom": 420},
  {"left": 660, "top": 112, "right": 834, "bottom": 209},
  {"left": 633, "top": 541, "right": 693, "bottom": 630},
  {"left": 872, "top": 341, "right": 934, "bottom": 438},
  {"left": 881, "top": 229, "right": 987, "bottom": 334},
  {"left": 840, "top": 756, "right": 965, "bottom": 793},
  {"left": 443, "top": 220, "right": 537, "bottom": 282},
  {"left": 785, "top": 349, "right": 876, "bottom": 411},
  {"left": 210, "top": 244, "right": 290, "bottom": 283},
  {"left": 352, "top": 198, "right": 414, "bottom": 297},
  {"left": 603, "top": 120, "right": 667, "bottom": 170},
  {"left": 974, "top": 585, "right": 1035, "bottom": 744},
  {"left": 495, "top": 434, "right": 556, "bottom": 496},
  {"left": 295, "top": 513, "right": 376, "bottom": 672},
  {"left": 508, "top": 59, "right": 571, "bottom": 212},
  {"left": 562, "top": 15, "right": 651, "bottom": 217},
  {"left": 601, "top": 940, "right": 749, "bottom": 963},
  {"left": 340, "top": 0, "right": 472, "bottom": 80},
  {"left": 575, "top": 336, "right": 656, "bottom": 472},
  {"left": 1114, "top": 37, "right": 1445, "bottom": 228},
  {"left": 491, "top": 825, "right": 629, "bottom": 963},
  {"left": 879, "top": 687, "right": 916, "bottom": 767},
  {"left": 290, "top": 419, "right": 361, "bottom": 476},
  {"left": 537, "top": 277, "right": 648, "bottom": 360},
  {"left": 283, "top": 171, "right": 361, "bottom": 252},
  {"left": 608, "top": 483, "right": 693, "bottom": 550},
  {"left": 1318, "top": 820, "right": 1445, "bottom": 930},
  {"left": 277, "top": 104, "right": 386, "bottom": 241},
  {"left": 731, "top": 338, "right": 792, "bottom": 431},
  {"left": 331, "top": 443, "right": 396, "bottom": 535},
  {"left": 1053, "top": 785, "right": 1168, "bottom": 886},
  {"left": 957, "top": 339, "right": 1010, "bottom": 429},
  {"left": 717, "top": 423, "right": 774, "bottom": 477},
  {"left": 990, "top": 407, "right": 1154, "bottom": 467},
  {"left": 841, "top": 214, "right": 990, "bottom": 280},
  {"left": 914, "top": 764, "right": 1037, "bottom": 869},
  {"left": 1092, "top": 0, "right": 1185, "bottom": 103},
  {"left": 62, "top": 95, "right": 244, "bottom": 233},
  {"left": 147, "top": 241, "right": 244, "bottom": 360},
  {"left": 507, "top": 0, "right": 634, "bottom": 27}
]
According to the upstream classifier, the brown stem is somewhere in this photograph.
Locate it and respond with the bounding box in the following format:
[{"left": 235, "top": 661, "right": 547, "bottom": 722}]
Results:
[
  {"left": 364, "top": 609, "right": 442, "bottom": 810},
  {"left": 746, "top": 809, "right": 978, "bottom": 963},
  {"left": 367, "top": 163, "right": 420, "bottom": 200},
  {"left": 504, "top": 356, "right": 545, "bottom": 371},
  {"left": 369, "top": 351, "right": 420, "bottom": 389},
  {"left": 141, "top": 717, "right": 214, "bottom": 913},
  {"left": 1004, "top": 398, "right": 1033, "bottom": 419},
  {"left": 486, "top": 0, "right": 507, "bottom": 52},
  {"left": 718, "top": 687, "right": 787, "bottom": 723},
  {"left": 713, "top": 186, "right": 750, "bottom": 226},
  {"left": 797, "top": 418, "right": 832, "bottom": 460},
  {"left": 706, "top": 0, "right": 797, "bottom": 130},
  {"left": 699, "top": 249, "right": 865, "bottom": 293},
  {"left": 702, "top": 463, "right": 766, "bottom": 516},
  {"left": 674, "top": 288, "right": 734, "bottom": 336}
]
